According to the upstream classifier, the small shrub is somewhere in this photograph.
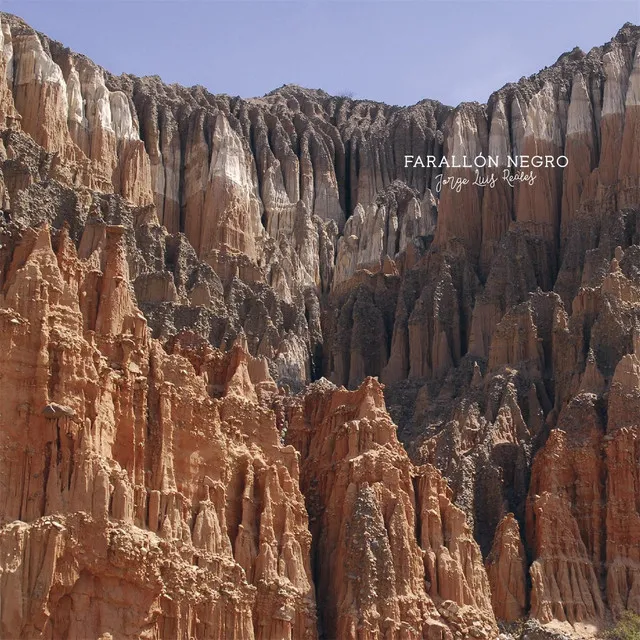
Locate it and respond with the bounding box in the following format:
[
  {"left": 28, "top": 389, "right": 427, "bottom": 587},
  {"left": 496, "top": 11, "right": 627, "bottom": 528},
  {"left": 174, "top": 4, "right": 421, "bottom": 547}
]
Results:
[{"left": 601, "top": 611, "right": 640, "bottom": 640}]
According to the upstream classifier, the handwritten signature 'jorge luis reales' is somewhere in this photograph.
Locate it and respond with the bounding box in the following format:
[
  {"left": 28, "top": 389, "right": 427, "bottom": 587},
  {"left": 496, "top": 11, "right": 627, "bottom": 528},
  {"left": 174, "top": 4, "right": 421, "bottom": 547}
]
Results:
[{"left": 434, "top": 169, "right": 537, "bottom": 193}]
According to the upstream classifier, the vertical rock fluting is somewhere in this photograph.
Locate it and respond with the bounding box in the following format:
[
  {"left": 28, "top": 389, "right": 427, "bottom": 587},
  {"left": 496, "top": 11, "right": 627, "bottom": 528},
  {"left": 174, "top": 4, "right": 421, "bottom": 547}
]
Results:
[
  {"left": 434, "top": 106, "right": 486, "bottom": 261},
  {"left": 560, "top": 72, "right": 597, "bottom": 242},
  {"left": 485, "top": 513, "right": 527, "bottom": 622},
  {"left": 1, "top": 15, "right": 640, "bottom": 396},
  {"left": 1, "top": 14, "right": 639, "bottom": 290},
  {"left": 6, "top": 15, "right": 154, "bottom": 204},
  {"left": 401, "top": 233, "right": 640, "bottom": 634},
  {"left": 326, "top": 24, "right": 640, "bottom": 398},
  {"left": 0, "top": 226, "right": 316, "bottom": 639},
  {"left": 520, "top": 259, "right": 640, "bottom": 630},
  {"left": 526, "top": 400, "right": 606, "bottom": 626},
  {"left": 480, "top": 98, "right": 514, "bottom": 277},
  {"left": 284, "top": 378, "right": 497, "bottom": 640},
  {"left": 0, "top": 9, "right": 639, "bottom": 636},
  {"left": 603, "top": 346, "right": 640, "bottom": 617}
]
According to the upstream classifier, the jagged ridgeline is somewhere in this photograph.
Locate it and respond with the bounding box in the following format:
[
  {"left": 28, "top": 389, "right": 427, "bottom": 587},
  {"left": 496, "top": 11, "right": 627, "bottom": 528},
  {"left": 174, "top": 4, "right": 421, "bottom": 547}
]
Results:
[{"left": 0, "top": 10, "right": 639, "bottom": 640}]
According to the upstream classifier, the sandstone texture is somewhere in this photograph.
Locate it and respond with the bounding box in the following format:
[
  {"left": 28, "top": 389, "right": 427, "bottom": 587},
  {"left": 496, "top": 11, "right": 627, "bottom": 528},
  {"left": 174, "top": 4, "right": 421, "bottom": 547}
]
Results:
[
  {"left": 0, "top": 10, "right": 639, "bottom": 639},
  {"left": 0, "top": 225, "right": 316, "bottom": 639},
  {"left": 284, "top": 378, "right": 496, "bottom": 640}
]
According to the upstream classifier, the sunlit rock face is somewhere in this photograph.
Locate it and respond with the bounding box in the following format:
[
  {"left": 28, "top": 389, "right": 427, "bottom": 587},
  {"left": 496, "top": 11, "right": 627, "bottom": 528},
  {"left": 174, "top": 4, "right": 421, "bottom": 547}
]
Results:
[
  {"left": 0, "top": 10, "right": 640, "bottom": 638},
  {"left": 8, "top": 18, "right": 153, "bottom": 204},
  {"left": 284, "top": 378, "right": 497, "bottom": 640},
  {"left": 486, "top": 513, "right": 527, "bottom": 622},
  {"left": 0, "top": 226, "right": 317, "bottom": 640}
]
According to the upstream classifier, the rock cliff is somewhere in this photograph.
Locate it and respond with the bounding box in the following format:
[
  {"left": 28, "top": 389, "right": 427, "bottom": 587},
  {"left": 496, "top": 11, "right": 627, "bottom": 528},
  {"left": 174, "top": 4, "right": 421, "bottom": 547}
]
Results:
[
  {"left": 0, "top": 224, "right": 495, "bottom": 639},
  {"left": 0, "top": 225, "right": 316, "bottom": 639},
  {"left": 284, "top": 378, "right": 496, "bottom": 639},
  {"left": 0, "top": 10, "right": 639, "bottom": 638}
]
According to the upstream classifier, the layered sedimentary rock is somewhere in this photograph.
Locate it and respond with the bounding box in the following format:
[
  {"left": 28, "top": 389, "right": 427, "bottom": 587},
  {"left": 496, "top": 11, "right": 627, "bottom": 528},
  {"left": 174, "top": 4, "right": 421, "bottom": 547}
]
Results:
[
  {"left": 404, "top": 236, "right": 640, "bottom": 634},
  {"left": 0, "top": 223, "right": 501, "bottom": 639},
  {"left": 2, "top": 13, "right": 640, "bottom": 392},
  {"left": 605, "top": 342, "right": 640, "bottom": 617},
  {"left": 0, "top": 9, "right": 640, "bottom": 638},
  {"left": 9, "top": 19, "right": 153, "bottom": 204},
  {"left": 526, "top": 399, "right": 606, "bottom": 625}
]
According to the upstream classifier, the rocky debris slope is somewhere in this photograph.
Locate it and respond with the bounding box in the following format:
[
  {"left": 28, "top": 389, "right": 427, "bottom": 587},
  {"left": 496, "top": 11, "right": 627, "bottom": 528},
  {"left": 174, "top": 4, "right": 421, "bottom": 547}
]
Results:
[{"left": 0, "top": 9, "right": 639, "bottom": 637}]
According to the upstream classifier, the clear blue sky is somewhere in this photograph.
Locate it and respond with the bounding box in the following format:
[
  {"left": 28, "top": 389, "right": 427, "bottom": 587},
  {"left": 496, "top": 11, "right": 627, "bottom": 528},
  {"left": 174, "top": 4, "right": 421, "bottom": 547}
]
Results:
[{"left": 4, "top": 1, "right": 640, "bottom": 106}]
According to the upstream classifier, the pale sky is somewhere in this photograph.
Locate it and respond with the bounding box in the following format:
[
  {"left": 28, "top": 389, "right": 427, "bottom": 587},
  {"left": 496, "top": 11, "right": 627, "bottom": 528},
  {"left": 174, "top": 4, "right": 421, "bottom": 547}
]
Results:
[{"left": 3, "top": 1, "right": 640, "bottom": 106}]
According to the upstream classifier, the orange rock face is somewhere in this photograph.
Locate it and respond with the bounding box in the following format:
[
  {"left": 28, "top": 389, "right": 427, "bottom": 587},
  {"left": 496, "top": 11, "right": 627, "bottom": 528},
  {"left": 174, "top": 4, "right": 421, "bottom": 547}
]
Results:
[
  {"left": 1, "top": 9, "right": 640, "bottom": 639},
  {"left": 521, "top": 261, "right": 640, "bottom": 630},
  {"left": 285, "top": 378, "right": 497, "bottom": 640},
  {"left": 0, "top": 226, "right": 316, "bottom": 639},
  {"left": 526, "top": 418, "right": 605, "bottom": 625},
  {"left": 0, "top": 224, "right": 499, "bottom": 639},
  {"left": 7, "top": 16, "right": 153, "bottom": 205},
  {"left": 485, "top": 514, "right": 527, "bottom": 622}
]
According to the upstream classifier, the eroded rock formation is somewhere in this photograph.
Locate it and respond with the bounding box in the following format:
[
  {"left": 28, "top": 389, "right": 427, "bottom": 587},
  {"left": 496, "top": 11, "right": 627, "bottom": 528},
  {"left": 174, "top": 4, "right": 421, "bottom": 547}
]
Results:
[
  {"left": 284, "top": 378, "right": 496, "bottom": 639},
  {"left": 0, "top": 9, "right": 639, "bottom": 639},
  {"left": 0, "top": 224, "right": 499, "bottom": 639},
  {"left": 0, "top": 225, "right": 316, "bottom": 639}
]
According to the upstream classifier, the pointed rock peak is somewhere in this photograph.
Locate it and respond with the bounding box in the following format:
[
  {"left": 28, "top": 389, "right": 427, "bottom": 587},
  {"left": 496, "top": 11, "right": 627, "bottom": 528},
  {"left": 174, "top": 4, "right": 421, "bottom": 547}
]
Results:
[
  {"left": 560, "top": 46, "right": 585, "bottom": 62},
  {"left": 228, "top": 342, "right": 275, "bottom": 394},
  {"left": 225, "top": 346, "right": 258, "bottom": 403},
  {"left": 610, "top": 349, "right": 640, "bottom": 394},
  {"left": 352, "top": 203, "right": 365, "bottom": 220},
  {"left": 233, "top": 330, "right": 249, "bottom": 352},
  {"left": 610, "top": 256, "right": 621, "bottom": 273},
  {"left": 92, "top": 224, "right": 141, "bottom": 336},
  {"left": 486, "top": 513, "right": 526, "bottom": 622},
  {"left": 102, "top": 225, "right": 130, "bottom": 275},
  {"left": 55, "top": 224, "right": 75, "bottom": 257},
  {"left": 613, "top": 21, "right": 640, "bottom": 44},
  {"left": 32, "top": 224, "right": 54, "bottom": 252},
  {"left": 351, "top": 376, "right": 387, "bottom": 420},
  {"left": 581, "top": 348, "right": 606, "bottom": 395},
  {"left": 4, "top": 225, "right": 64, "bottom": 298},
  {"left": 567, "top": 72, "right": 594, "bottom": 136}
]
